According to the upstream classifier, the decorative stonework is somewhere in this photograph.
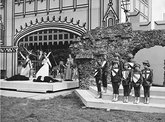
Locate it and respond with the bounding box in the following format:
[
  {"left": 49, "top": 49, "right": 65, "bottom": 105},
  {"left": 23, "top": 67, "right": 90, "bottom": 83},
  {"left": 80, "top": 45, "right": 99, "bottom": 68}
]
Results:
[
  {"left": 0, "top": 46, "right": 18, "bottom": 53},
  {"left": 14, "top": 16, "right": 87, "bottom": 46}
]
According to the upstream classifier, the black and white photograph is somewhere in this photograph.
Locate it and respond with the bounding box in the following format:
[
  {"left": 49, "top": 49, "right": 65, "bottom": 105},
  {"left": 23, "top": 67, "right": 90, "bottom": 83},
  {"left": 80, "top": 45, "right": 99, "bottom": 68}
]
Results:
[{"left": 0, "top": 0, "right": 165, "bottom": 121}]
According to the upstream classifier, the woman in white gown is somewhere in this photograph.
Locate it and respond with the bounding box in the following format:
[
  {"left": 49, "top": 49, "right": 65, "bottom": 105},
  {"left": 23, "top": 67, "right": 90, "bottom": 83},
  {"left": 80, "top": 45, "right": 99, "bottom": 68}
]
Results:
[
  {"left": 65, "top": 54, "right": 74, "bottom": 80},
  {"left": 36, "top": 52, "right": 52, "bottom": 78},
  {"left": 20, "top": 52, "right": 32, "bottom": 78}
]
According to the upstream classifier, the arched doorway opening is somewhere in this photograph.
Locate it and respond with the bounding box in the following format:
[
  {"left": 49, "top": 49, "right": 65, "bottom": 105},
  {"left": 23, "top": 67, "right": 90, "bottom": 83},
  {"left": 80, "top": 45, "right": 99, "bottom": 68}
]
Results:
[
  {"left": 134, "top": 46, "right": 165, "bottom": 86},
  {"left": 17, "top": 28, "right": 80, "bottom": 76}
]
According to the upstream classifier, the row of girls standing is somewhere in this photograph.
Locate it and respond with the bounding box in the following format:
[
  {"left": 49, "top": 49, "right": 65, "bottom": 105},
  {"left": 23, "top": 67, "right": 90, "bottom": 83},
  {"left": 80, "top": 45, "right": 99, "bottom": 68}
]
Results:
[{"left": 94, "top": 53, "right": 153, "bottom": 104}]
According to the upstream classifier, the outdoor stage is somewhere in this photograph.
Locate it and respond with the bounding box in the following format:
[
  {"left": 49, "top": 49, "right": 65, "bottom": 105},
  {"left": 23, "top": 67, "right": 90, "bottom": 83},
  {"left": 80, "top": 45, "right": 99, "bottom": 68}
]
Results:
[{"left": 0, "top": 79, "right": 79, "bottom": 93}]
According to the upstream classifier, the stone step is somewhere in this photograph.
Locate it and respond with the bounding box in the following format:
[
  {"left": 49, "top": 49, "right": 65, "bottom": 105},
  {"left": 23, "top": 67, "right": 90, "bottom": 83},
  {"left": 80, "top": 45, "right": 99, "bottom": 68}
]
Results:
[
  {"left": 89, "top": 86, "right": 165, "bottom": 105},
  {"left": 107, "top": 84, "right": 165, "bottom": 97},
  {"left": 75, "top": 89, "right": 165, "bottom": 113}
]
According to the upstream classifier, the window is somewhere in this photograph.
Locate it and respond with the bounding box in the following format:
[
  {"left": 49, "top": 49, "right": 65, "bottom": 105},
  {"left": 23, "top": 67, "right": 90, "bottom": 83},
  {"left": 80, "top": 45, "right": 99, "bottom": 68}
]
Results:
[
  {"left": 39, "top": 31, "right": 42, "bottom": 34},
  {"left": 108, "top": 18, "right": 113, "bottom": 26},
  {"left": 44, "top": 30, "right": 47, "bottom": 34},
  {"left": 29, "top": 36, "right": 33, "bottom": 41},
  {"left": 49, "top": 30, "right": 52, "bottom": 33},
  {"left": 34, "top": 36, "right": 37, "bottom": 41},
  {"left": 39, "top": 36, "right": 42, "bottom": 41},
  {"left": 63, "top": 0, "right": 73, "bottom": 7},
  {"left": 49, "top": 35, "right": 52, "bottom": 40},
  {"left": 59, "top": 34, "right": 63, "bottom": 39},
  {"left": 25, "top": 37, "right": 28, "bottom": 41},
  {"left": 54, "top": 35, "right": 57, "bottom": 40},
  {"left": 64, "top": 34, "right": 68, "bottom": 39},
  {"left": 44, "top": 35, "right": 47, "bottom": 40},
  {"left": 70, "top": 33, "right": 73, "bottom": 39},
  {"left": 53, "top": 29, "right": 57, "bottom": 33}
]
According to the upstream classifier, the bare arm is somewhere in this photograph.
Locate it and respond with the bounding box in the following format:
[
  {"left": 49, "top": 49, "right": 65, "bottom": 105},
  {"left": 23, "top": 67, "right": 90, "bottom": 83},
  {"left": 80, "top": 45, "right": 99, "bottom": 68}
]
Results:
[
  {"left": 46, "top": 52, "right": 51, "bottom": 58},
  {"left": 19, "top": 52, "right": 26, "bottom": 60},
  {"left": 38, "top": 51, "right": 43, "bottom": 59},
  {"left": 47, "top": 58, "right": 52, "bottom": 68},
  {"left": 23, "top": 46, "right": 37, "bottom": 57}
]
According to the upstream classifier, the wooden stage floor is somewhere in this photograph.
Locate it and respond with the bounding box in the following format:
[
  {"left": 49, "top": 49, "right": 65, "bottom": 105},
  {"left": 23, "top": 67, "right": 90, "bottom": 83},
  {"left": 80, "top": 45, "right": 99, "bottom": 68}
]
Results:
[{"left": 0, "top": 79, "right": 79, "bottom": 93}]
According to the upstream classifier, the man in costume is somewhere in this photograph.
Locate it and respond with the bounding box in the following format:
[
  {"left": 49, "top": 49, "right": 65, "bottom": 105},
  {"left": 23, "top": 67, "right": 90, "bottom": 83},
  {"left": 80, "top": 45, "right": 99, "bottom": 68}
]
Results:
[
  {"left": 101, "top": 54, "right": 108, "bottom": 93},
  {"left": 94, "top": 59, "right": 103, "bottom": 98}
]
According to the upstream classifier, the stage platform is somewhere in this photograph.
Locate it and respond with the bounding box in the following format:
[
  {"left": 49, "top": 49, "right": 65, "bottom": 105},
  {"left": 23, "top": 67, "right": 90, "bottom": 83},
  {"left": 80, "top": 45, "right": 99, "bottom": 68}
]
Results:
[
  {"left": 75, "top": 84, "right": 165, "bottom": 113},
  {"left": 0, "top": 79, "right": 79, "bottom": 93}
]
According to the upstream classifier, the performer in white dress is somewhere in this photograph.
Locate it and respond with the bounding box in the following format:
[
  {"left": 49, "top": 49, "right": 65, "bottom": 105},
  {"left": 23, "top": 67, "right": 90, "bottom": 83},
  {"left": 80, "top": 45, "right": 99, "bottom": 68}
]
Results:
[
  {"left": 20, "top": 52, "right": 32, "bottom": 78},
  {"left": 65, "top": 54, "right": 74, "bottom": 80},
  {"left": 36, "top": 52, "right": 52, "bottom": 78}
]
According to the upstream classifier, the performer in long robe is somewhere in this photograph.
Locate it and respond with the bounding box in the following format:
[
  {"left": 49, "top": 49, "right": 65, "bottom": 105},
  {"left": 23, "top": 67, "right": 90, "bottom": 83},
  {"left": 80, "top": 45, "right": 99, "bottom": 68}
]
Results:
[
  {"left": 59, "top": 61, "right": 66, "bottom": 81},
  {"left": 6, "top": 51, "right": 32, "bottom": 81},
  {"left": 36, "top": 52, "right": 52, "bottom": 78},
  {"left": 20, "top": 52, "right": 32, "bottom": 78},
  {"left": 65, "top": 54, "right": 73, "bottom": 80}
]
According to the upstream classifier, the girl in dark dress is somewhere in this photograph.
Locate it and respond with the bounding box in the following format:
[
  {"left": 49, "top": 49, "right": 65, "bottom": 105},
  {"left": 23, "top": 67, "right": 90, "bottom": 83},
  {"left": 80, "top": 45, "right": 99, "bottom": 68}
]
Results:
[
  {"left": 122, "top": 62, "right": 132, "bottom": 103},
  {"left": 131, "top": 63, "right": 143, "bottom": 104},
  {"left": 142, "top": 60, "right": 153, "bottom": 104}
]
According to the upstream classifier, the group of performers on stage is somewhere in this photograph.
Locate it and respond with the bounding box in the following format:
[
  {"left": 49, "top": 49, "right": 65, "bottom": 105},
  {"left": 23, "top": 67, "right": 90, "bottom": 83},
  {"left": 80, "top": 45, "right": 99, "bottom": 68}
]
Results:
[
  {"left": 5, "top": 47, "right": 77, "bottom": 83},
  {"left": 94, "top": 53, "right": 153, "bottom": 104}
]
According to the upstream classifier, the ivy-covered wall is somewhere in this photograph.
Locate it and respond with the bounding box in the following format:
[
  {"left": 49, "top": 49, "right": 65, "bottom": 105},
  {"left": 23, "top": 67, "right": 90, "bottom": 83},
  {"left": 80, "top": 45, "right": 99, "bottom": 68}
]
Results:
[{"left": 70, "top": 23, "right": 165, "bottom": 89}]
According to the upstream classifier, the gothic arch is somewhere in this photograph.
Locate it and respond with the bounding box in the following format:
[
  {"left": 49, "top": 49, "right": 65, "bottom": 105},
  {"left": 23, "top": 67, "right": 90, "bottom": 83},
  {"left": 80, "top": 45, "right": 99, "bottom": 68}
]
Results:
[
  {"left": 14, "top": 16, "right": 87, "bottom": 46},
  {"left": 128, "top": 30, "right": 165, "bottom": 56}
]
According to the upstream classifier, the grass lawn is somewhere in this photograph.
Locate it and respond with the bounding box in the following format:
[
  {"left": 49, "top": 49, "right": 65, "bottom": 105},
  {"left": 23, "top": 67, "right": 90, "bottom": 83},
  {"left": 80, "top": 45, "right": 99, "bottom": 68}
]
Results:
[{"left": 1, "top": 92, "right": 165, "bottom": 122}]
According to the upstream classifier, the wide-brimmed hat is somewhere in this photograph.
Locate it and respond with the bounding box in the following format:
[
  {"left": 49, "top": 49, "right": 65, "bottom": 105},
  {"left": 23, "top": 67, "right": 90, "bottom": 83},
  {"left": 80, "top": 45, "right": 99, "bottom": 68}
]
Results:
[{"left": 143, "top": 60, "right": 150, "bottom": 67}]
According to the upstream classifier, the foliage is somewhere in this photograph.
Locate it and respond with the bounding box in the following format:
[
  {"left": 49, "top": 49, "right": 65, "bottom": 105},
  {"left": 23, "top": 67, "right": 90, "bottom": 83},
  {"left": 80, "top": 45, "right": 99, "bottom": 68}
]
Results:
[{"left": 71, "top": 23, "right": 165, "bottom": 89}]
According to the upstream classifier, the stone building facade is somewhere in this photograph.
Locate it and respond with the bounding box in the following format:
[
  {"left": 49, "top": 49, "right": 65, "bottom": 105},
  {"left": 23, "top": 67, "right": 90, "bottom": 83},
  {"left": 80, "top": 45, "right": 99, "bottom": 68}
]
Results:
[{"left": 0, "top": 0, "right": 120, "bottom": 77}]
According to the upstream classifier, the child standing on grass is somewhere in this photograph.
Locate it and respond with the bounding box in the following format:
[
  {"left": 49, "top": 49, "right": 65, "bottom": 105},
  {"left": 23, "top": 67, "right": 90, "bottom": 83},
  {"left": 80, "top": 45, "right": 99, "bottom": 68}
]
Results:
[
  {"left": 121, "top": 62, "right": 132, "bottom": 103},
  {"left": 142, "top": 60, "right": 153, "bottom": 104},
  {"left": 131, "top": 63, "right": 143, "bottom": 104}
]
